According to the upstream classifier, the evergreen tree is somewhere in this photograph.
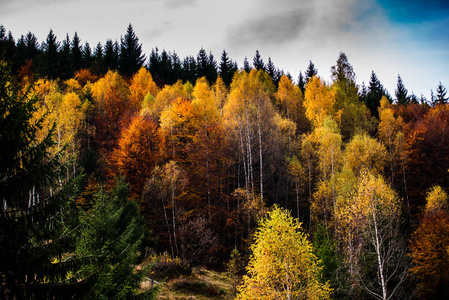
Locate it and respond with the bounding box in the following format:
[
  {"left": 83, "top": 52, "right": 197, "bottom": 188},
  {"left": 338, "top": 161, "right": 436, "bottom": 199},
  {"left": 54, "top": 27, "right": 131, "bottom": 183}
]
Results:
[
  {"left": 182, "top": 55, "right": 197, "bottom": 84},
  {"left": 365, "top": 71, "right": 387, "bottom": 118},
  {"left": 0, "top": 62, "right": 81, "bottom": 298},
  {"left": 24, "top": 32, "right": 39, "bottom": 61},
  {"left": 305, "top": 60, "right": 317, "bottom": 83},
  {"left": 298, "top": 71, "right": 305, "bottom": 93},
  {"left": 93, "top": 42, "right": 104, "bottom": 75},
  {"left": 82, "top": 42, "right": 93, "bottom": 70},
  {"left": 171, "top": 51, "right": 182, "bottom": 84},
  {"left": 103, "top": 39, "right": 119, "bottom": 71},
  {"left": 266, "top": 57, "right": 276, "bottom": 81},
  {"left": 219, "top": 49, "right": 236, "bottom": 86},
  {"left": 59, "top": 34, "right": 72, "bottom": 79},
  {"left": 118, "top": 23, "right": 145, "bottom": 77},
  {"left": 243, "top": 56, "right": 251, "bottom": 73},
  {"left": 0, "top": 27, "right": 16, "bottom": 66},
  {"left": 206, "top": 51, "right": 218, "bottom": 83},
  {"left": 196, "top": 47, "right": 208, "bottom": 80},
  {"left": 71, "top": 31, "right": 83, "bottom": 72},
  {"left": 395, "top": 74, "right": 409, "bottom": 105},
  {"left": 253, "top": 50, "right": 265, "bottom": 71},
  {"left": 39, "top": 29, "right": 60, "bottom": 79},
  {"left": 435, "top": 82, "right": 448, "bottom": 105},
  {"left": 75, "top": 180, "right": 152, "bottom": 299}
]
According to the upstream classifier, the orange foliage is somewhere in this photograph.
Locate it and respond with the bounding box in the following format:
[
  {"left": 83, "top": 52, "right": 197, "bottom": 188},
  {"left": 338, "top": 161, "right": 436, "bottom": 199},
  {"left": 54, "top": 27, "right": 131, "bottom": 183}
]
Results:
[
  {"left": 410, "top": 211, "right": 449, "bottom": 299},
  {"left": 75, "top": 69, "right": 99, "bottom": 86},
  {"left": 109, "top": 115, "right": 164, "bottom": 198}
]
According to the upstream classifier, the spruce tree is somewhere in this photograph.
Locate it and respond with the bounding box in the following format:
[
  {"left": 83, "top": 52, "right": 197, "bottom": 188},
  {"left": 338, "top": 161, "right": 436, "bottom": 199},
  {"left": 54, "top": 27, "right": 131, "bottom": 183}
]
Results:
[
  {"left": 243, "top": 56, "right": 251, "bottom": 73},
  {"left": 435, "top": 82, "right": 448, "bottom": 105},
  {"left": 365, "top": 71, "right": 387, "bottom": 118},
  {"left": 298, "top": 71, "right": 305, "bottom": 93},
  {"left": 24, "top": 32, "right": 39, "bottom": 61},
  {"left": 305, "top": 60, "right": 317, "bottom": 83},
  {"left": 59, "top": 34, "right": 72, "bottom": 79},
  {"left": 39, "top": 29, "right": 60, "bottom": 79},
  {"left": 71, "top": 31, "right": 83, "bottom": 72},
  {"left": 266, "top": 57, "right": 276, "bottom": 80},
  {"left": 118, "top": 23, "right": 145, "bottom": 77},
  {"left": 93, "top": 42, "right": 104, "bottom": 75},
  {"left": 395, "top": 74, "right": 409, "bottom": 105},
  {"left": 196, "top": 47, "right": 208, "bottom": 80},
  {"left": 82, "top": 42, "right": 93, "bottom": 70},
  {"left": 253, "top": 50, "right": 265, "bottom": 71},
  {"left": 103, "top": 39, "right": 119, "bottom": 71},
  {"left": 0, "top": 62, "right": 82, "bottom": 298}
]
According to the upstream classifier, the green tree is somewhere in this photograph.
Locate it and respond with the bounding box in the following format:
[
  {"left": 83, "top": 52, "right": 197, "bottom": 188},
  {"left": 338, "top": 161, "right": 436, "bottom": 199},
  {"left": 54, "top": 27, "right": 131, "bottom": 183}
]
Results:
[
  {"left": 435, "top": 81, "right": 448, "bottom": 105},
  {"left": 252, "top": 50, "right": 265, "bottom": 71},
  {"left": 75, "top": 179, "right": 150, "bottom": 299},
  {"left": 103, "top": 39, "right": 119, "bottom": 71},
  {"left": 219, "top": 49, "right": 237, "bottom": 87},
  {"left": 0, "top": 61, "right": 81, "bottom": 298},
  {"left": 39, "top": 29, "right": 60, "bottom": 79},
  {"left": 71, "top": 31, "right": 83, "bottom": 72},
  {"left": 395, "top": 74, "right": 409, "bottom": 105},
  {"left": 119, "top": 23, "right": 145, "bottom": 77},
  {"left": 305, "top": 60, "right": 318, "bottom": 83},
  {"left": 236, "top": 206, "right": 332, "bottom": 300}
]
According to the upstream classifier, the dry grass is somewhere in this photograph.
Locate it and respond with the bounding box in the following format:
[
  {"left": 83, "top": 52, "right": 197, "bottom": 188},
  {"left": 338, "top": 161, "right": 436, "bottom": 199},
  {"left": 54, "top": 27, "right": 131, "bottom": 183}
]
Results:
[{"left": 155, "top": 267, "right": 236, "bottom": 300}]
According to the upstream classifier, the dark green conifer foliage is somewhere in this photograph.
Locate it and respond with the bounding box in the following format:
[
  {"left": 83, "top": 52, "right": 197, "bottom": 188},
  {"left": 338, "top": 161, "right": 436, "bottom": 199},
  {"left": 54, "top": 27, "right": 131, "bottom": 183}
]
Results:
[
  {"left": 253, "top": 50, "right": 265, "bottom": 71},
  {"left": 305, "top": 60, "right": 318, "bottom": 83},
  {"left": 75, "top": 179, "right": 149, "bottom": 299},
  {"left": 395, "top": 74, "right": 409, "bottom": 105},
  {"left": 266, "top": 57, "right": 276, "bottom": 79},
  {"left": 182, "top": 55, "right": 197, "bottom": 84},
  {"left": 219, "top": 50, "right": 236, "bottom": 86},
  {"left": 243, "top": 56, "right": 251, "bottom": 73},
  {"left": 103, "top": 39, "right": 119, "bottom": 71},
  {"left": 196, "top": 48, "right": 208, "bottom": 80},
  {"left": 119, "top": 24, "right": 145, "bottom": 78},
  {"left": 435, "top": 82, "right": 448, "bottom": 105},
  {"left": 24, "top": 32, "right": 39, "bottom": 61},
  {"left": 93, "top": 42, "right": 104, "bottom": 75},
  {"left": 59, "top": 34, "right": 72, "bottom": 79},
  {"left": 0, "top": 27, "right": 16, "bottom": 66},
  {"left": 39, "top": 29, "right": 60, "bottom": 79},
  {"left": 365, "top": 71, "right": 387, "bottom": 118},
  {"left": 0, "top": 62, "right": 82, "bottom": 298},
  {"left": 71, "top": 32, "right": 83, "bottom": 73},
  {"left": 171, "top": 51, "right": 182, "bottom": 84},
  {"left": 82, "top": 42, "right": 93, "bottom": 70},
  {"left": 298, "top": 71, "right": 305, "bottom": 93}
]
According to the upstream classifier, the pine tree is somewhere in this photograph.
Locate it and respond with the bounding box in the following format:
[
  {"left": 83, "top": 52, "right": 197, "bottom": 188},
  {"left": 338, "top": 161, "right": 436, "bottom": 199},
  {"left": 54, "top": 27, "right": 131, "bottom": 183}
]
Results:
[
  {"left": 24, "top": 32, "right": 39, "bottom": 61},
  {"left": 266, "top": 57, "right": 276, "bottom": 81},
  {"left": 40, "top": 29, "right": 60, "bottom": 79},
  {"left": 305, "top": 60, "right": 317, "bottom": 83},
  {"left": 71, "top": 31, "right": 83, "bottom": 72},
  {"left": 252, "top": 50, "right": 265, "bottom": 71},
  {"left": 243, "top": 56, "right": 251, "bottom": 73},
  {"left": 298, "top": 71, "right": 305, "bottom": 93},
  {"left": 196, "top": 47, "right": 208, "bottom": 80},
  {"left": 118, "top": 23, "right": 145, "bottom": 77},
  {"left": 82, "top": 42, "right": 93, "bottom": 70},
  {"left": 59, "top": 34, "right": 72, "bottom": 79},
  {"left": 103, "top": 39, "right": 119, "bottom": 71},
  {"left": 219, "top": 49, "right": 235, "bottom": 86},
  {"left": 0, "top": 62, "right": 82, "bottom": 298},
  {"left": 93, "top": 42, "right": 104, "bottom": 75},
  {"left": 365, "top": 71, "right": 386, "bottom": 118},
  {"left": 435, "top": 82, "right": 448, "bottom": 105},
  {"left": 395, "top": 74, "right": 409, "bottom": 105}
]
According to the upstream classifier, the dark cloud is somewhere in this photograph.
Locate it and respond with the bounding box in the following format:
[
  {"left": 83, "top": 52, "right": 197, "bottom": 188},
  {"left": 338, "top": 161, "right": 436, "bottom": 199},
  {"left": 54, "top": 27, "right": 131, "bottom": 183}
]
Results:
[
  {"left": 227, "top": 8, "right": 310, "bottom": 48},
  {"left": 143, "top": 21, "right": 174, "bottom": 41}
]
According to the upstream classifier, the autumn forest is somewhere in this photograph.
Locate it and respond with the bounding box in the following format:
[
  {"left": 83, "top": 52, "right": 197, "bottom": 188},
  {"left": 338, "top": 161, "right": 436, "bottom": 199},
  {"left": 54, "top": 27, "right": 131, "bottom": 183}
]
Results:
[{"left": 1, "top": 24, "right": 449, "bottom": 299}]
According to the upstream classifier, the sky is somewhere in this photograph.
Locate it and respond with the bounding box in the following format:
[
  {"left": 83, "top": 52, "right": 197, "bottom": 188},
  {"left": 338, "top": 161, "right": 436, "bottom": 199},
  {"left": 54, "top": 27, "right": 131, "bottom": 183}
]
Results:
[{"left": 1, "top": 0, "right": 448, "bottom": 100}]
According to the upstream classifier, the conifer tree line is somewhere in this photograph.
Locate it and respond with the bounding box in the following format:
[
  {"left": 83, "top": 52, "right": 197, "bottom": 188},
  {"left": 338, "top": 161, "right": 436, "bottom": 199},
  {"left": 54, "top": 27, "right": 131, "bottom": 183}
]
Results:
[{"left": 1, "top": 23, "right": 449, "bottom": 299}]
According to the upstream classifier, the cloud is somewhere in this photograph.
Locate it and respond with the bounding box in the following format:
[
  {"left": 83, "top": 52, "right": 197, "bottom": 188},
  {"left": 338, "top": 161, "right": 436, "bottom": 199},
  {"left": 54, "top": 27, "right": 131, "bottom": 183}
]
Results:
[
  {"left": 227, "top": 8, "right": 310, "bottom": 48},
  {"left": 164, "top": 0, "right": 198, "bottom": 9}
]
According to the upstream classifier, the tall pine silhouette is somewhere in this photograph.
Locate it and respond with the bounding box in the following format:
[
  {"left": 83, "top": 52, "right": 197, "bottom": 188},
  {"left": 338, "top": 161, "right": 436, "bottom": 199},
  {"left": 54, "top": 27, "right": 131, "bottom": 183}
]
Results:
[{"left": 119, "top": 24, "right": 145, "bottom": 77}]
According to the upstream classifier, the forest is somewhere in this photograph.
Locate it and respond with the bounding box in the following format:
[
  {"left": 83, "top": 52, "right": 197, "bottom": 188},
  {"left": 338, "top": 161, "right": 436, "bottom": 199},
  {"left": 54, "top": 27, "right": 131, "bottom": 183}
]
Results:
[{"left": 1, "top": 23, "right": 449, "bottom": 299}]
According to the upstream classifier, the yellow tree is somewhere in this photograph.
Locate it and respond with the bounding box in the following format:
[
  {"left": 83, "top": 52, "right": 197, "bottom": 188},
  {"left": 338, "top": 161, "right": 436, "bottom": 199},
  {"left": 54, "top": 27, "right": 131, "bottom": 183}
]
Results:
[
  {"left": 311, "top": 117, "right": 343, "bottom": 228},
  {"left": 129, "top": 67, "right": 160, "bottom": 109},
  {"left": 304, "top": 76, "right": 338, "bottom": 128},
  {"left": 335, "top": 170, "right": 408, "bottom": 300},
  {"left": 275, "top": 75, "right": 309, "bottom": 133},
  {"left": 236, "top": 206, "right": 332, "bottom": 300}
]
